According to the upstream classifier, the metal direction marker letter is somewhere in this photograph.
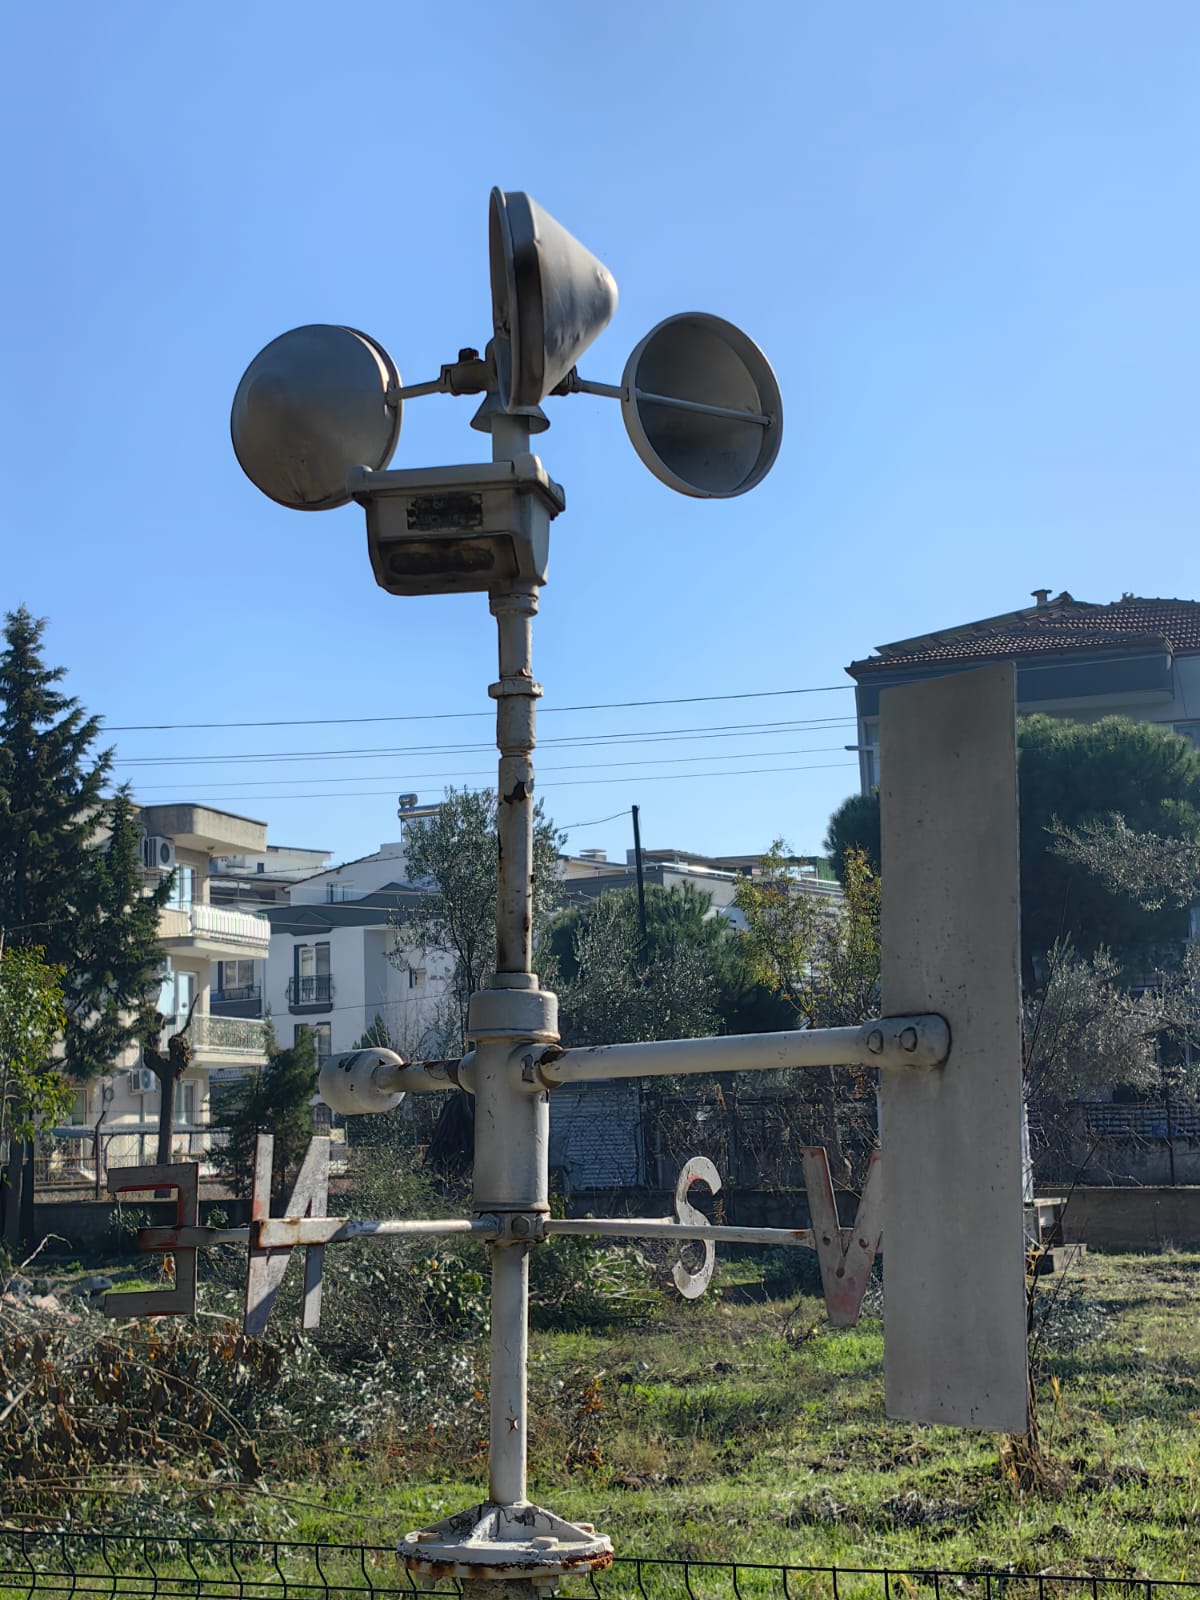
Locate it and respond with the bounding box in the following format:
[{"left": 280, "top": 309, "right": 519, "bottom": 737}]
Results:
[
  {"left": 879, "top": 663, "right": 1029, "bottom": 1433},
  {"left": 803, "top": 1147, "right": 882, "bottom": 1327},
  {"left": 548, "top": 1154, "right": 879, "bottom": 1326},
  {"left": 671, "top": 1156, "right": 720, "bottom": 1300},
  {"left": 103, "top": 1164, "right": 200, "bottom": 1319},
  {"left": 244, "top": 1134, "right": 329, "bottom": 1336}
]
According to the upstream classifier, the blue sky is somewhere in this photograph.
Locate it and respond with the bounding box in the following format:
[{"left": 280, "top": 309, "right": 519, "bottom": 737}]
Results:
[{"left": 4, "top": 3, "right": 1199, "bottom": 871}]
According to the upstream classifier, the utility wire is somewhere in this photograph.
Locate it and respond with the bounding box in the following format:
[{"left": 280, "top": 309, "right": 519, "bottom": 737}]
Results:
[
  {"left": 112, "top": 717, "right": 856, "bottom": 769},
  {"left": 558, "top": 808, "right": 632, "bottom": 831},
  {"left": 159, "top": 758, "right": 858, "bottom": 804},
  {"left": 127, "top": 743, "right": 851, "bottom": 793},
  {"left": 103, "top": 683, "right": 852, "bottom": 734}
]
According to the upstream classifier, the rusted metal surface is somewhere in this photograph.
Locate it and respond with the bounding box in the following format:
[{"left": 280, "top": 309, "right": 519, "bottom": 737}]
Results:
[
  {"left": 400, "top": 1500, "right": 613, "bottom": 1580},
  {"left": 102, "top": 1163, "right": 199, "bottom": 1319},
  {"left": 244, "top": 1135, "right": 329, "bottom": 1336},
  {"left": 802, "top": 1146, "right": 882, "bottom": 1327},
  {"left": 254, "top": 1215, "right": 497, "bottom": 1248},
  {"left": 138, "top": 1224, "right": 250, "bottom": 1250}
]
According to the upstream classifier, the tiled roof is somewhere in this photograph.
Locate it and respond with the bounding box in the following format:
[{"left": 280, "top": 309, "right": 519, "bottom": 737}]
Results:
[{"left": 848, "top": 595, "right": 1200, "bottom": 675}]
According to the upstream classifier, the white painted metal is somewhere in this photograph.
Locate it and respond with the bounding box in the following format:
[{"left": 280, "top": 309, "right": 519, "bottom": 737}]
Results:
[
  {"left": 257, "top": 1216, "right": 498, "bottom": 1248},
  {"left": 803, "top": 1147, "right": 882, "bottom": 1327},
  {"left": 670, "top": 1156, "right": 721, "bottom": 1299},
  {"left": 244, "top": 1135, "right": 330, "bottom": 1336},
  {"left": 536, "top": 1013, "right": 949, "bottom": 1086},
  {"left": 488, "top": 1241, "right": 530, "bottom": 1505},
  {"left": 139, "top": 1216, "right": 499, "bottom": 1252},
  {"left": 879, "top": 663, "right": 1029, "bottom": 1433},
  {"left": 545, "top": 1217, "right": 815, "bottom": 1247},
  {"left": 318, "top": 1047, "right": 406, "bottom": 1114},
  {"left": 402, "top": 1502, "right": 612, "bottom": 1581}
]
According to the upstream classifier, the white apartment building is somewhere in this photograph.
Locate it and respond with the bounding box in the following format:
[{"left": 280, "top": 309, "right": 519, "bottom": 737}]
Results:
[
  {"left": 53, "top": 804, "right": 273, "bottom": 1178},
  {"left": 262, "top": 839, "right": 454, "bottom": 1062}
]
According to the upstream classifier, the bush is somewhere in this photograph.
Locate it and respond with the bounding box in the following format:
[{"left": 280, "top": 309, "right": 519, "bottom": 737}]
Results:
[{"left": 108, "top": 1203, "right": 150, "bottom": 1244}]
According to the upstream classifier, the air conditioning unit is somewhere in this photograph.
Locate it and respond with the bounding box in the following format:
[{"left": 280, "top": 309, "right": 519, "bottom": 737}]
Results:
[
  {"left": 141, "top": 835, "right": 176, "bottom": 872},
  {"left": 129, "top": 1067, "right": 159, "bottom": 1096}
]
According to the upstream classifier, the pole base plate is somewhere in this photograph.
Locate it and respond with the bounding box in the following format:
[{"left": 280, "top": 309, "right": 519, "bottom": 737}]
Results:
[{"left": 402, "top": 1501, "right": 613, "bottom": 1581}]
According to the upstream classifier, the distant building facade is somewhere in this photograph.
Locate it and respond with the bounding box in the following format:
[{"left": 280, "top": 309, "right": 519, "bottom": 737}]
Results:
[
  {"left": 847, "top": 591, "right": 1200, "bottom": 794},
  {"left": 50, "top": 805, "right": 272, "bottom": 1182}
]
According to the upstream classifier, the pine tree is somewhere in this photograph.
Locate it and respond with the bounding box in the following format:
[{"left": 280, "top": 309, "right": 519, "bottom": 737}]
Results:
[
  {"left": 0, "top": 612, "right": 168, "bottom": 1072},
  {"left": 72, "top": 790, "right": 172, "bottom": 1080},
  {"left": 0, "top": 609, "right": 169, "bottom": 1237},
  {"left": 0, "top": 607, "right": 110, "bottom": 964},
  {"left": 210, "top": 1027, "right": 318, "bottom": 1205}
]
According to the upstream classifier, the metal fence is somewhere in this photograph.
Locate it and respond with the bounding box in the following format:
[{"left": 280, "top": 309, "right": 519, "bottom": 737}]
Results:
[{"left": 0, "top": 1533, "right": 1195, "bottom": 1600}]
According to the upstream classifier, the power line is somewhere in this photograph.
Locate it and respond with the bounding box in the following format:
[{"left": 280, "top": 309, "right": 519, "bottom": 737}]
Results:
[
  {"left": 127, "top": 742, "right": 851, "bottom": 794},
  {"left": 157, "top": 758, "right": 858, "bottom": 804},
  {"left": 103, "top": 683, "right": 853, "bottom": 734},
  {"left": 558, "top": 808, "right": 632, "bottom": 832},
  {"left": 111, "top": 717, "right": 857, "bottom": 769}
]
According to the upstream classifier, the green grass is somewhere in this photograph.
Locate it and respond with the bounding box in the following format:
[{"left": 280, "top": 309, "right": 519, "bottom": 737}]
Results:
[
  {"left": 10, "top": 1249, "right": 1200, "bottom": 1579},
  {"left": 247, "top": 1250, "right": 1200, "bottom": 1578}
]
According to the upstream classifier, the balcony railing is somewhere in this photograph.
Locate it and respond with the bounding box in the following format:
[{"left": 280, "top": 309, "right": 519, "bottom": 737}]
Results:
[
  {"left": 190, "top": 1014, "right": 270, "bottom": 1058},
  {"left": 191, "top": 903, "right": 271, "bottom": 949},
  {"left": 287, "top": 974, "right": 333, "bottom": 1007},
  {"left": 36, "top": 1124, "right": 216, "bottom": 1187}
]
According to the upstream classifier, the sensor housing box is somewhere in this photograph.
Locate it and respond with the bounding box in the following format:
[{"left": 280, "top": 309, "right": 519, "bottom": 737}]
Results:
[{"left": 350, "top": 455, "right": 566, "bottom": 596}]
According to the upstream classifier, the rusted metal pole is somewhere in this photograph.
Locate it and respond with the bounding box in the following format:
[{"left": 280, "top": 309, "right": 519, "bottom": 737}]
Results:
[
  {"left": 479, "top": 411, "right": 540, "bottom": 1514},
  {"left": 491, "top": 579, "right": 539, "bottom": 976}
]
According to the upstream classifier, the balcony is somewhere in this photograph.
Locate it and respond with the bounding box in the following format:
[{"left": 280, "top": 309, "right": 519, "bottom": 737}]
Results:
[
  {"left": 159, "top": 903, "right": 271, "bottom": 958},
  {"left": 287, "top": 974, "right": 334, "bottom": 1013},
  {"left": 211, "top": 983, "right": 263, "bottom": 1019},
  {"left": 190, "top": 1013, "right": 270, "bottom": 1062}
]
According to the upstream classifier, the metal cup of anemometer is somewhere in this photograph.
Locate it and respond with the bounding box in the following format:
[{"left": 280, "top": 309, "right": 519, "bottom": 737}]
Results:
[{"left": 107, "top": 188, "right": 1029, "bottom": 1593}]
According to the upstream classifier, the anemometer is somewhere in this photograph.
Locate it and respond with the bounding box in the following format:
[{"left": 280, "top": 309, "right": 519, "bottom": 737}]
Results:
[{"left": 110, "top": 191, "right": 1029, "bottom": 1593}]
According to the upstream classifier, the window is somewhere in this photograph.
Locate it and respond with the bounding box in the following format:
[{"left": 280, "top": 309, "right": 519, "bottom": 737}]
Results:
[
  {"left": 408, "top": 967, "right": 427, "bottom": 990},
  {"left": 217, "top": 958, "right": 256, "bottom": 998},
  {"left": 168, "top": 864, "right": 196, "bottom": 911},
  {"left": 297, "top": 942, "right": 330, "bottom": 979},
  {"left": 174, "top": 1079, "right": 199, "bottom": 1123},
  {"left": 325, "top": 883, "right": 354, "bottom": 903},
  {"left": 156, "top": 963, "right": 196, "bottom": 1025},
  {"left": 292, "top": 942, "right": 332, "bottom": 1005},
  {"left": 295, "top": 1021, "right": 332, "bottom": 1061},
  {"left": 68, "top": 1090, "right": 89, "bottom": 1126}
]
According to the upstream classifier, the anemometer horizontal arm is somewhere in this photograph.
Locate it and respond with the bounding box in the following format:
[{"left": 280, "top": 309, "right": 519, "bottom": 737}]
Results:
[
  {"left": 133, "top": 1214, "right": 822, "bottom": 1253},
  {"left": 566, "top": 373, "right": 774, "bottom": 427},
  {"left": 135, "top": 1215, "right": 499, "bottom": 1252},
  {"left": 532, "top": 1013, "right": 950, "bottom": 1088},
  {"left": 325, "top": 1013, "right": 951, "bottom": 1109},
  {"left": 545, "top": 1216, "right": 816, "bottom": 1247}
]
